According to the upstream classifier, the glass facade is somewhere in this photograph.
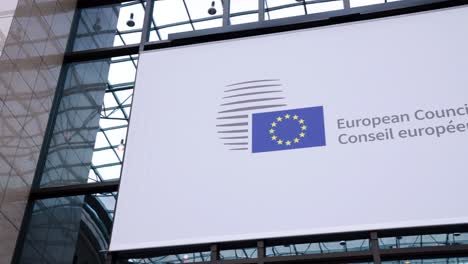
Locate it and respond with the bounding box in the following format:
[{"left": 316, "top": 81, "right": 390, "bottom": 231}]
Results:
[
  {"left": 382, "top": 259, "right": 468, "bottom": 264},
  {"left": 18, "top": 193, "right": 116, "bottom": 263},
  {"left": 5, "top": 0, "right": 468, "bottom": 263},
  {"left": 266, "top": 239, "right": 370, "bottom": 256},
  {"left": 41, "top": 59, "right": 111, "bottom": 187},
  {"left": 71, "top": 1, "right": 146, "bottom": 51},
  {"left": 379, "top": 233, "right": 468, "bottom": 249}
]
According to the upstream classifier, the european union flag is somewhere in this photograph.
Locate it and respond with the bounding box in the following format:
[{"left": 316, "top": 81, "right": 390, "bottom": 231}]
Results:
[{"left": 252, "top": 106, "right": 326, "bottom": 153}]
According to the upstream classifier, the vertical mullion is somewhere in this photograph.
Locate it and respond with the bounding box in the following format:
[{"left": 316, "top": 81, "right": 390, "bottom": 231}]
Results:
[
  {"left": 343, "top": 0, "right": 351, "bottom": 9},
  {"left": 370, "top": 232, "right": 382, "bottom": 264},
  {"left": 259, "top": 0, "right": 265, "bottom": 22},
  {"left": 67, "top": 8, "right": 82, "bottom": 53},
  {"left": 257, "top": 240, "right": 266, "bottom": 264},
  {"left": 211, "top": 244, "right": 219, "bottom": 262},
  {"left": 140, "top": 0, "right": 155, "bottom": 50},
  {"left": 223, "top": 0, "right": 231, "bottom": 27}
]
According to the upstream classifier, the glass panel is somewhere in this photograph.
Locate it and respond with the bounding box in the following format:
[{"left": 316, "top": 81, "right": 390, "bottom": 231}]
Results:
[
  {"left": 120, "top": 252, "right": 212, "bottom": 264},
  {"left": 266, "top": 239, "right": 370, "bottom": 256},
  {"left": 306, "top": 1, "right": 344, "bottom": 14},
  {"left": 382, "top": 258, "right": 468, "bottom": 264},
  {"left": 150, "top": 0, "right": 223, "bottom": 42},
  {"left": 265, "top": 0, "right": 306, "bottom": 21},
  {"left": 71, "top": 1, "right": 146, "bottom": 51},
  {"left": 220, "top": 248, "right": 257, "bottom": 260},
  {"left": 118, "top": 251, "right": 373, "bottom": 264},
  {"left": 151, "top": 0, "right": 192, "bottom": 41},
  {"left": 350, "top": 0, "right": 386, "bottom": 8},
  {"left": 379, "top": 233, "right": 468, "bottom": 249},
  {"left": 186, "top": 0, "right": 223, "bottom": 30},
  {"left": 40, "top": 55, "right": 138, "bottom": 187},
  {"left": 17, "top": 193, "right": 117, "bottom": 263},
  {"left": 40, "top": 59, "right": 112, "bottom": 187},
  {"left": 88, "top": 55, "right": 137, "bottom": 183},
  {"left": 230, "top": 0, "right": 258, "bottom": 25},
  {"left": 193, "top": 18, "right": 223, "bottom": 30}
]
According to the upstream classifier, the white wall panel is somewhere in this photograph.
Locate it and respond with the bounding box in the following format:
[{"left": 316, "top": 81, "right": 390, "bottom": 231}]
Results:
[{"left": 111, "top": 5, "right": 468, "bottom": 251}]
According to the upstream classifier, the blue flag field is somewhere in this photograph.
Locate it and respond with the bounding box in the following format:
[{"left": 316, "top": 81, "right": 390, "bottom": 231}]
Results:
[{"left": 252, "top": 106, "right": 326, "bottom": 153}]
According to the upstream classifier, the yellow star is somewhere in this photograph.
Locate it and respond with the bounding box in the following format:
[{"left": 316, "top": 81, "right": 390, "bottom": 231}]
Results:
[
  {"left": 294, "top": 138, "right": 299, "bottom": 143},
  {"left": 299, "top": 119, "right": 305, "bottom": 124},
  {"left": 271, "top": 135, "right": 277, "bottom": 140},
  {"left": 293, "top": 115, "right": 298, "bottom": 120},
  {"left": 300, "top": 132, "right": 305, "bottom": 137},
  {"left": 276, "top": 116, "right": 283, "bottom": 122},
  {"left": 271, "top": 122, "right": 277, "bottom": 127},
  {"left": 277, "top": 140, "right": 283, "bottom": 145},
  {"left": 285, "top": 140, "right": 291, "bottom": 146},
  {"left": 269, "top": 129, "right": 275, "bottom": 134},
  {"left": 301, "top": 125, "right": 307, "bottom": 130},
  {"left": 285, "top": 114, "right": 290, "bottom": 119}
]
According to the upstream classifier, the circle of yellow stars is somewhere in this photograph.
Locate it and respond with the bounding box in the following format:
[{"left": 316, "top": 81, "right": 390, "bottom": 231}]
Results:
[{"left": 269, "top": 113, "right": 307, "bottom": 146}]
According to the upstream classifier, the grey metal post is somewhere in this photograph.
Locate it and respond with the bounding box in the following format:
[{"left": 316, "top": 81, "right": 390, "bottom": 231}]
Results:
[
  {"left": 211, "top": 244, "right": 219, "bottom": 263},
  {"left": 223, "top": 0, "right": 231, "bottom": 27},
  {"left": 140, "top": 0, "right": 155, "bottom": 51},
  {"left": 257, "top": 240, "right": 266, "bottom": 264},
  {"left": 370, "top": 232, "right": 382, "bottom": 264},
  {"left": 259, "top": 0, "right": 265, "bottom": 22},
  {"left": 343, "top": 0, "right": 351, "bottom": 9}
]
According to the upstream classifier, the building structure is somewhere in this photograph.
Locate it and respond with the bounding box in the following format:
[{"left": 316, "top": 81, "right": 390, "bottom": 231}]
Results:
[{"left": 0, "top": 0, "right": 467, "bottom": 263}]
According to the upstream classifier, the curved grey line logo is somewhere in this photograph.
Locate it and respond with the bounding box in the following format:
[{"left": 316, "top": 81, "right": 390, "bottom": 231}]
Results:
[{"left": 217, "top": 79, "right": 288, "bottom": 151}]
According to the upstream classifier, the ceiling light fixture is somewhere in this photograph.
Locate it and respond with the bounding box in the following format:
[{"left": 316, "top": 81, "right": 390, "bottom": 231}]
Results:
[
  {"left": 117, "top": 139, "right": 125, "bottom": 152},
  {"left": 127, "top": 13, "right": 136, "bottom": 27},
  {"left": 208, "top": 1, "right": 217, "bottom": 15}
]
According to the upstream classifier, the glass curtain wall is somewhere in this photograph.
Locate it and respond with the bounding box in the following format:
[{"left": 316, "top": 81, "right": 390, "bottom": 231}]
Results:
[
  {"left": 13, "top": 0, "right": 468, "bottom": 263},
  {"left": 15, "top": 1, "right": 141, "bottom": 262}
]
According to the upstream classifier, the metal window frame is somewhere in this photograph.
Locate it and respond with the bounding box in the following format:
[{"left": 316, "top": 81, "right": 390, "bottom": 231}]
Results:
[
  {"left": 12, "top": 0, "right": 468, "bottom": 263},
  {"left": 110, "top": 225, "right": 468, "bottom": 263}
]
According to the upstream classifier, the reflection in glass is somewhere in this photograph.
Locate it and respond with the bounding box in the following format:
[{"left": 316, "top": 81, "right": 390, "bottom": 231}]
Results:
[
  {"left": 88, "top": 55, "right": 138, "bottom": 183},
  {"left": 40, "top": 60, "right": 112, "bottom": 187},
  {"left": 120, "top": 252, "right": 211, "bottom": 264},
  {"left": 71, "top": 1, "right": 146, "bottom": 51},
  {"left": 266, "top": 239, "right": 370, "bottom": 256},
  {"left": 17, "top": 193, "right": 116, "bottom": 263},
  {"left": 382, "top": 258, "right": 468, "bottom": 264},
  {"left": 39, "top": 55, "right": 138, "bottom": 187},
  {"left": 379, "top": 233, "right": 468, "bottom": 249}
]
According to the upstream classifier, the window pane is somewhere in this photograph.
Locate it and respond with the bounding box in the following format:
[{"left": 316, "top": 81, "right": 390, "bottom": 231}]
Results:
[
  {"left": 382, "top": 258, "right": 468, "bottom": 264},
  {"left": 379, "top": 233, "right": 468, "bottom": 249},
  {"left": 230, "top": 0, "right": 258, "bottom": 25},
  {"left": 41, "top": 60, "right": 112, "bottom": 187},
  {"left": 71, "top": 1, "right": 146, "bottom": 51},
  {"left": 306, "top": 1, "right": 344, "bottom": 14},
  {"left": 265, "top": 0, "right": 306, "bottom": 20},
  {"left": 40, "top": 56, "right": 138, "bottom": 187},
  {"left": 266, "top": 239, "right": 370, "bottom": 256},
  {"left": 150, "top": 0, "right": 223, "bottom": 42},
  {"left": 350, "top": 0, "right": 386, "bottom": 8},
  {"left": 17, "top": 193, "right": 117, "bottom": 263}
]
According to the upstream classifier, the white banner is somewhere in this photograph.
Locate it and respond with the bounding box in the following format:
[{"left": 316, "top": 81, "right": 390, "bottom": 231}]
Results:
[{"left": 110, "top": 5, "right": 468, "bottom": 251}]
